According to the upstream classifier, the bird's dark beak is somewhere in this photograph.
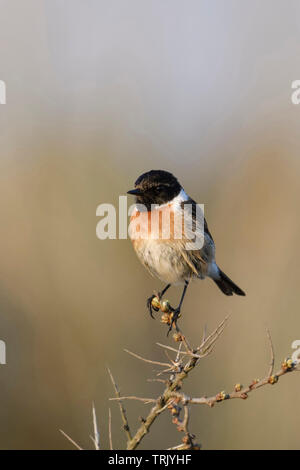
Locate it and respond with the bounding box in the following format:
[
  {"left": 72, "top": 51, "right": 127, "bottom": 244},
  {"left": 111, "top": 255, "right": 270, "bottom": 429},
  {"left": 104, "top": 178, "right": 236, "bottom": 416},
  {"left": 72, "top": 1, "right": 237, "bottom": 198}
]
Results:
[{"left": 127, "top": 188, "right": 141, "bottom": 196}]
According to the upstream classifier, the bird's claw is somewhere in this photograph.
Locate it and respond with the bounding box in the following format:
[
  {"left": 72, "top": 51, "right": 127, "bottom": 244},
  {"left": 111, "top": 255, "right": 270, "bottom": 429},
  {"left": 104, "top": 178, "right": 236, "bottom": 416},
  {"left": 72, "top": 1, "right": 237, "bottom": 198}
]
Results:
[
  {"left": 167, "top": 308, "right": 181, "bottom": 336},
  {"left": 147, "top": 290, "right": 182, "bottom": 334},
  {"left": 146, "top": 294, "right": 158, "bottom": 319}
]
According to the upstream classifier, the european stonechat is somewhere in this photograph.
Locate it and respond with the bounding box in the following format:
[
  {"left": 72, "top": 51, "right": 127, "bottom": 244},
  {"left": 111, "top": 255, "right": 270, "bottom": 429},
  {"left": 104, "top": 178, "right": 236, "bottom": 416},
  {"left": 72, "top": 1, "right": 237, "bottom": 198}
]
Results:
[{"left": 128, "top": 170, "right": 245, "bottom": 332}]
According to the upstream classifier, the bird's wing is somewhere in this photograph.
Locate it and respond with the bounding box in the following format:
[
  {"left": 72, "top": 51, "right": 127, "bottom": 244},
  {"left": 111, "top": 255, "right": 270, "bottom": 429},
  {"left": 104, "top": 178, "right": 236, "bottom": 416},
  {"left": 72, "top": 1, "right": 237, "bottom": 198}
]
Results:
[
  {"left": 181, "top": 197, "right": 213, "bottom": 237},
  {"left": 179, "top": 198, "right": 215, "bottom": 276}
]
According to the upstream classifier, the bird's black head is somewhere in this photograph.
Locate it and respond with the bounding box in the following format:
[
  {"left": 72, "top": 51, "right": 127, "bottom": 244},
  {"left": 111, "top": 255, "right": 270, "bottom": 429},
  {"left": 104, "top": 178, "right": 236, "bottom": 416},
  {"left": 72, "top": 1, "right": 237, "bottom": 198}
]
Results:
[{"left": 127, "top": 170, "right": 181, "bottom": 209}]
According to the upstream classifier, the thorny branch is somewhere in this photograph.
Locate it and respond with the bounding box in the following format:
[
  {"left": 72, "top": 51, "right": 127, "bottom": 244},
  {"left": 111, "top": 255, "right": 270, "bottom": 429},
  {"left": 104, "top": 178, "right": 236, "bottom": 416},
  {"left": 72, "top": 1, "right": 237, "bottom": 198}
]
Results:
[
  {"left": 108, "top": 314, "right": 299, "bottom": 450},
  {"left": 107, "top": 367, "right": 132, "bottom": 443},
  {"left": 60, "top": 308, "right": 299, "bottom": 450}
]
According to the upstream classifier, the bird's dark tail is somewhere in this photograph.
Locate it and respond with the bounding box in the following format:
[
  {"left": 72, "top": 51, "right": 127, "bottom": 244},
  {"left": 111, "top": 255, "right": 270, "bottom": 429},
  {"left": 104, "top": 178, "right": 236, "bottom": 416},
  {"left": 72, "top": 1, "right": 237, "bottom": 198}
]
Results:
[{"left": 214, "top": 269, "right": 245, "bottom": 296}]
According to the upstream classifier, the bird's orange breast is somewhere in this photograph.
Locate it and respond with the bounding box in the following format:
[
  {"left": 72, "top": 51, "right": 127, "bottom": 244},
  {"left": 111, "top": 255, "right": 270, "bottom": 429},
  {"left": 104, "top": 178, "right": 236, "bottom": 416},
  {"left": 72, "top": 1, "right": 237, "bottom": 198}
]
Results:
[{"left": 129, "top": 204, "right": 181, "bottom": 247}]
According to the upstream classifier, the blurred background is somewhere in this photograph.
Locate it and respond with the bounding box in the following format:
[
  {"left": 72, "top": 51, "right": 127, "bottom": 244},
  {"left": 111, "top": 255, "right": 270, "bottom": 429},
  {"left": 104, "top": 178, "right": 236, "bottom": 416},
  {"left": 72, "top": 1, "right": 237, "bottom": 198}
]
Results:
[{"left": 0, "top": 0, "right": 299, "bottom": 450}]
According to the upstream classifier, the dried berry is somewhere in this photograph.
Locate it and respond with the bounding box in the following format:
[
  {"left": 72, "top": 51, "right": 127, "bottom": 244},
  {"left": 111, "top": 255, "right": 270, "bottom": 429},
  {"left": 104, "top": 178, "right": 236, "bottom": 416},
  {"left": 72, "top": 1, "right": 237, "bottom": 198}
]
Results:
[
  {"left": 234, "top": 383, "right": 242, "bottom": 392},
  {"left": 281, "top": 358, "right": 294, "bottom": 371},
  {"left": 173, "top": 332, "right": 183, "bottom": 342},
  {"left": 268, "top": 375, "right": 278, "bottom": 385},
  {"left": 161, "top": 313, "right": 172, "bottom": 325},
  {"left": 161, "top": 300, "right": 171, "bottom": 313}
]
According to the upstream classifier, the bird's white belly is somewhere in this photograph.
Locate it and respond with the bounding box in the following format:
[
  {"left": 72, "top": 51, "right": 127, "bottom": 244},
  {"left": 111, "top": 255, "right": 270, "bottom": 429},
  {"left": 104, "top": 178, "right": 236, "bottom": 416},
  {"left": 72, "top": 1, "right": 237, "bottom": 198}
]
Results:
[{"left": 133, "top": 239, "right": 190, "bottom": 284}]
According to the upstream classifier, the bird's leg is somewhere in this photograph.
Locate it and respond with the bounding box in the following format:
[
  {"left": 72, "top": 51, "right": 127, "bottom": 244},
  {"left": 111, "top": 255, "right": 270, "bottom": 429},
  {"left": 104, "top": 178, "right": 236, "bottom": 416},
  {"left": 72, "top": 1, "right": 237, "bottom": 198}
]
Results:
[
  {"left": 168, "top": 280, "right": 189, "bottom": 335},
  {"left": 147, "top": 284, "right": 171, "bottom": 319},
  {"left": 158, "top": 283, "right": 171, "bottom": 299}
]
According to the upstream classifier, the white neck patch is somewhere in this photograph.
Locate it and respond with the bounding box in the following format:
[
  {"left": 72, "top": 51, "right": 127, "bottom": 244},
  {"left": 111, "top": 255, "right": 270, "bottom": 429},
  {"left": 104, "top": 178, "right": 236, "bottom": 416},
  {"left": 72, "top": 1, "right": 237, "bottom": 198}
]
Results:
[{"left": 154, "top": 188, "right": 189, "bottom": 209}]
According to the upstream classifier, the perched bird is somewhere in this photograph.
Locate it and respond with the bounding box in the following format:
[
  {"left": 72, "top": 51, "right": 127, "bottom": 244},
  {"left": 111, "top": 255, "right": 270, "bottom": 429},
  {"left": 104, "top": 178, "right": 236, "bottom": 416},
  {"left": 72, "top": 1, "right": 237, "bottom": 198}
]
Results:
[{"left": 127, "top": 170, "right": 245, "bottom": 331}]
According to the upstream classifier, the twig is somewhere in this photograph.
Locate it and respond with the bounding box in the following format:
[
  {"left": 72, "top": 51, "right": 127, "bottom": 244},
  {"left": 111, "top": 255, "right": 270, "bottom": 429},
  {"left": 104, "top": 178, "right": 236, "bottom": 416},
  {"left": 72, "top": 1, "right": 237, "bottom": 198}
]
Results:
[
  {"left": 168, "top": 393, "right": 199, "bottom": 449},
  {"left": 175, "top": 342, "right": 183, "bottom": 363},
  {"left": 156, "top": 399, "right": 176, "bottom": 415},
  {"left": 107, "top": 367, "right": 132, "bottom": 444},
  {"left": 156, "top": 342, "right": 200, "bottom": 358},
  {"left": 60, "top": 429, "right": 83, "bottom": 450},
  {"left": 175, "top": 327, "right": 193, "bottom": 354},
  {"left": 170, "top": 342, "right": 183, "bottom": 382},
  {"left": 167, "top": 443, "right": 188, "bottom": 450},
  {"left": 124, "top": 349, "right": 171, "bottom": 368},
  {"left": 126, "top": 357, "right": 199, "bottom": 448},
  {"left": 172, "top": 363, "right": 300, "bottom": 407},
  {"left": 182, "top": 404, "right": 190, "bottom": 433},
  {"left": 201, "top": 323, "right": 207, "bottom": 344},
  {"left": 108, "top": 408, "right": 113, "bottom": 450},
  {"left": 110, "top": 396, "right": 156, "bottom": 404},
  {"left": 197, "top": 315, "right": 229, "bottom": 355},
  {"left": 147, "top": 378, "right": 166, "bottom": 384},
  {"left": 267, "top": 328, "right": 275, "bottom": 377},
  {"left": 92, "top": 402, "right": 100, "bottom": 450}
]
